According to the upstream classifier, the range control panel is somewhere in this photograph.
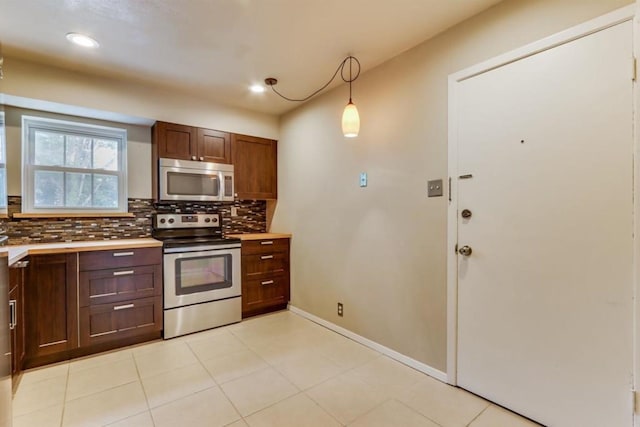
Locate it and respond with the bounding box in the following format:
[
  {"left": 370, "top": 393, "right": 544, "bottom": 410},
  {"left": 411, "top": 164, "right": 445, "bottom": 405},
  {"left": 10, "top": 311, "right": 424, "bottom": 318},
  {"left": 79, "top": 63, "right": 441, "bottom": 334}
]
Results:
[{"left": 154, "top": 213, "right": 221, "bottom": 229}]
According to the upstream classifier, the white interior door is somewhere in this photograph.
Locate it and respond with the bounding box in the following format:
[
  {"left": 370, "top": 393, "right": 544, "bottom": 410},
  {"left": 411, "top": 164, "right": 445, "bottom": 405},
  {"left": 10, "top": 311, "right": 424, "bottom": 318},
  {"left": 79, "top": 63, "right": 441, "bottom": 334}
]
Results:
[{"left": 456, "top": 21, "right": 634, "bottom": 427}]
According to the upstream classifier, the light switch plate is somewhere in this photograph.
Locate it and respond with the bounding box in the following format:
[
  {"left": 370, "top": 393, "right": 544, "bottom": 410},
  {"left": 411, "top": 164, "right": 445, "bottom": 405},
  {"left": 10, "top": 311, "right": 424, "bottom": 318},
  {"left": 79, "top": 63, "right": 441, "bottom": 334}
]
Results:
[
  {"left": 360, "top": 172, "right": 368, "bottom": 187},
  {"left": 428, "top": 179, "right": 443, "bottom": 197}
]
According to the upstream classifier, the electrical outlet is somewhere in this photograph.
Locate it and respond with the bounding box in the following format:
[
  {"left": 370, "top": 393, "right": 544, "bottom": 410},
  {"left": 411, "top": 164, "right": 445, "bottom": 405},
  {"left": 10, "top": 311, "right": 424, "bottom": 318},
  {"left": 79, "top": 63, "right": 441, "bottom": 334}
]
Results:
[
  {"left": 230, "top": 207, "right": 238, "bottom": 217},
  {"left": 337, "top": 302, "right": 344, "bottom": 317},
  {"left": 359, "top": 172, "right": 367, "bottom": 187}
]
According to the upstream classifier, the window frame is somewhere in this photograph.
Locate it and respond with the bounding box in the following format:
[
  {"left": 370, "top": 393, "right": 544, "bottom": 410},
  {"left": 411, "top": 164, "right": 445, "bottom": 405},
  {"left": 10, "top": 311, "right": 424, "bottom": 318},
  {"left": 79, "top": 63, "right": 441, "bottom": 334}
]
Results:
[{"left": 22, "top": 115, "right": 128, "bottom": 214}]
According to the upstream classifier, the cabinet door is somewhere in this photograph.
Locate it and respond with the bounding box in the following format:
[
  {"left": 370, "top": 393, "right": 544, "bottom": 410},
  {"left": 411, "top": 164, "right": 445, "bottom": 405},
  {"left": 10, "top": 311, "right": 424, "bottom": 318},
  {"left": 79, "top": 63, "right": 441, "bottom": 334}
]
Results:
[
  {"left": 9, "top": 265, "right": 25, "bottom": 386},
  {"left": 232, "top": 134, "right": 277, "bottom": 199},
  {"left": 243, "top": 252, "right": 288, "bottom": 277},
  {"left": 197, "top": 128, "right": 231, "bottom": 164},
  {"left": 79, "top": 264, "right": 162, "bottom": 307},
  {"left": 24, "top": 254, "right": 78, "bottom": 364},
  {"left": 242, "top": 274, "right": 289, "bottom": 315},
  {"left": 154, "top": 121, "right": 197, "bottom": 160},
  {"left": 79, "top": 296, "right": 162, "bottom": 347}
]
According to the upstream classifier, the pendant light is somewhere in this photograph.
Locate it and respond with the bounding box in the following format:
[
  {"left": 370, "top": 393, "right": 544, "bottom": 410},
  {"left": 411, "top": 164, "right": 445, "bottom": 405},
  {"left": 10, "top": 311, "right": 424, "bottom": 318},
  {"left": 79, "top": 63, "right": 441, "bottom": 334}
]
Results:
[
  {"left": 263, "top": 55, "right": 362, "bottom": 138},
  {"left": 341, "top": 56, "right": 360, "bottom": 137}
]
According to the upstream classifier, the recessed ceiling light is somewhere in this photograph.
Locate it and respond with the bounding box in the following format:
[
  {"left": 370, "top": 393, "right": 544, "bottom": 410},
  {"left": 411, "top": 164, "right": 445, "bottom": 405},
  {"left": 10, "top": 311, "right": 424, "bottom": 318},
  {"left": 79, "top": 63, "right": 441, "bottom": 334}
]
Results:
[
  {"left": 249, "top": 84, "right": 266, "bottom": 93},
  {"left": 66, "top": 33, "right": 99, "bottom": 48}
]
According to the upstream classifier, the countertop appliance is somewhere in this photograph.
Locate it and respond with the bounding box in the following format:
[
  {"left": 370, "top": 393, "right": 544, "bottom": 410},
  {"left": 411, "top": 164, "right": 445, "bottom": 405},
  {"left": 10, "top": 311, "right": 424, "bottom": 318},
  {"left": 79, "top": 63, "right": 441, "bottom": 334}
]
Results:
[
  {"left": 158, "top": 158, "right": 234, "bottom": 202},
  {"left": 0, "top": 236, "right": 10, "bottom": 427},
  {"left": 152, "top": 213, "right": 241, "bottom": 338}
]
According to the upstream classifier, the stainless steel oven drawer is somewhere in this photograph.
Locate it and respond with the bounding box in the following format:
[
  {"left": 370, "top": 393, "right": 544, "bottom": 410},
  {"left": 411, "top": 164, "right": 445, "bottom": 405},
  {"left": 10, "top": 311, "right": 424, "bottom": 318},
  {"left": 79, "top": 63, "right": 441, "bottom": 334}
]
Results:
[{"left": 163, "top": 297, "right": 241, "bottom": 339}]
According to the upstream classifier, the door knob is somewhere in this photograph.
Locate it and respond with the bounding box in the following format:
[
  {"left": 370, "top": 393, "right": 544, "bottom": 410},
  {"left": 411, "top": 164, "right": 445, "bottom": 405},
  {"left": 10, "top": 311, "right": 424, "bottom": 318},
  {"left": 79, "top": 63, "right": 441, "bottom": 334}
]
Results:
[
  {"left": 461, "top": 209, "right": 472, "bottom": 219},
  {"left": 458, "top": 245, "right": 472, "bottom": 257}
]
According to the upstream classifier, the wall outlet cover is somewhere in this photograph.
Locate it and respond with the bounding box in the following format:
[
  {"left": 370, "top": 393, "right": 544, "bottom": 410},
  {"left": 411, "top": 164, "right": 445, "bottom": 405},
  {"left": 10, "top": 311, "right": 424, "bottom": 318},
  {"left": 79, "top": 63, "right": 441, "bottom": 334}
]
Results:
[{"left": 360, "top": 172, "right": 368, "bottom": 187}]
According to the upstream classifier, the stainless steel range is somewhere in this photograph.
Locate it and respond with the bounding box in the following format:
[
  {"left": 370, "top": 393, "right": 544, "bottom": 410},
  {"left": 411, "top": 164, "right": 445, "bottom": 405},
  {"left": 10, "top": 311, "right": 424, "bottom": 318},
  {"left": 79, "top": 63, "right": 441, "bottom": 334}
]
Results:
[{"left": 153, "top": 213, "right": 241, "bottom": 339}]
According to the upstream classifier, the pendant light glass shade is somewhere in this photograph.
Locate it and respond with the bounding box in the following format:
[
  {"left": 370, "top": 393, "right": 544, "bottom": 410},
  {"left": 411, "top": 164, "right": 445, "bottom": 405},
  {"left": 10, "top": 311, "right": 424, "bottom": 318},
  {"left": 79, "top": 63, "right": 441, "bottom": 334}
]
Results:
[{"left": 342, "top": 101, "right": 360, "bottom": 138}]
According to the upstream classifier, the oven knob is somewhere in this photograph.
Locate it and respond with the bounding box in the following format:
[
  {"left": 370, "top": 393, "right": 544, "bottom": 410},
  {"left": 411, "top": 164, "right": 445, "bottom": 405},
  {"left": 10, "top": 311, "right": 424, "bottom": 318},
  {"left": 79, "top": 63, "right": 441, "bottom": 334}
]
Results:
[
  {"left": 160, "top": 218, "right": 166, "bottom": 224},
  {"left": 168, "top": 218, "right": 175, "bottom": 224},
  {"left": 204, "top": 218, "right": 211, "bottom": 223}
]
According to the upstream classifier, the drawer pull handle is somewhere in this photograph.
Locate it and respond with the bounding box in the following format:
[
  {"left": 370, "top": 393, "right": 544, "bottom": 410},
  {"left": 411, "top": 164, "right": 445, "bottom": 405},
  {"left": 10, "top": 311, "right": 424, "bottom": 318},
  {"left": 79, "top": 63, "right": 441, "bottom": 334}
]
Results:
[
  {"left": 260, "top": 255, "right": 274, "bottom": 260},
  {"left": 113, "top": 270, "right": 134, "bottom": 276},
  {"left": 12, "top": 260, "right": 29, "bottom": 269},
  {"left": 90, "top": 292, "right": 117, "bottom": 299},
  {"left": 9, "top": 300, "right": 16, "bottom": 330},
  {"left": 113, "top": 252, "right": 134, "bottom": 257},
  {"left": 261, "top": 280, "right": 274, "bottom": 285},
  {"left": 260, "top": 241, "right": 274, "bottom": 245},
  {"left": 114, "top": 303, "right": 134, "bottom": 311}
]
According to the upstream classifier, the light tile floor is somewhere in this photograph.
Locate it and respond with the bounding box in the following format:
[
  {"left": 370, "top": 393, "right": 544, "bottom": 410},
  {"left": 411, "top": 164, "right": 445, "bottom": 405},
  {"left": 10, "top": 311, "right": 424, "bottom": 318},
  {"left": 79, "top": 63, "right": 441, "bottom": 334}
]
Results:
[{"left": 12, "top": 310, "right": 540, "bottom": 427}]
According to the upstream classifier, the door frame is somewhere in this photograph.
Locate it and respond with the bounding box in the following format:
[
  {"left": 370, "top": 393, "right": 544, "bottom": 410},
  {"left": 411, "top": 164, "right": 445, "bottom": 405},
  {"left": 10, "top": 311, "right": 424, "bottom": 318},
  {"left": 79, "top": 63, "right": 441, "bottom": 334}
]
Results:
[{"left": 446, "top": 4, "right": 637, "bottom": 400}]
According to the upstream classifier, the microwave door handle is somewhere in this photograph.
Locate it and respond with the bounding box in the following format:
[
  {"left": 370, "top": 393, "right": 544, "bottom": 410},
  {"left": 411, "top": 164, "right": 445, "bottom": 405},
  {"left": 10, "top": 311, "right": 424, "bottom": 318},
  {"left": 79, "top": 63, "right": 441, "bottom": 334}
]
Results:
[{"left": 219, "top": 171, "right": 225, "bottom": 199}]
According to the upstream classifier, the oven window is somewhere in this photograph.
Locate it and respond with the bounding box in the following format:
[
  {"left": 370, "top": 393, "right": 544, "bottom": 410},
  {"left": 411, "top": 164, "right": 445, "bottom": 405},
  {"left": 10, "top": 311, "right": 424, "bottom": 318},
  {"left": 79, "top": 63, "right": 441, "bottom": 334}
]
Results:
[
  {"left": 175, "top": 253, "right": 232, "bottom": 295},
  {"left": 167, "top": 171, "right": 220, "bottom": 196}
]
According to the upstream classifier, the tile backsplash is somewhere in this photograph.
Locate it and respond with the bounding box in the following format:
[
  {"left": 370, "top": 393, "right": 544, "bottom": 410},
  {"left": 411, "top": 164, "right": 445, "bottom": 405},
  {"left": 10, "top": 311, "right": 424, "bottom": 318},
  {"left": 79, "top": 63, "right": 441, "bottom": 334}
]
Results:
[{"left": 3, "top": 196, "right": 267, "bottom": 245}]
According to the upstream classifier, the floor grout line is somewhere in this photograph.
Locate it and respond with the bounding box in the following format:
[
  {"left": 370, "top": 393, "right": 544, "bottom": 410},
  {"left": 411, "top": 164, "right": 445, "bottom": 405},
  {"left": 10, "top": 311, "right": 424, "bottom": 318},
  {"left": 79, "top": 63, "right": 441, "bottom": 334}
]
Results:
[{"left": 13, "top": 311, "right": 536, "bottom": 427}]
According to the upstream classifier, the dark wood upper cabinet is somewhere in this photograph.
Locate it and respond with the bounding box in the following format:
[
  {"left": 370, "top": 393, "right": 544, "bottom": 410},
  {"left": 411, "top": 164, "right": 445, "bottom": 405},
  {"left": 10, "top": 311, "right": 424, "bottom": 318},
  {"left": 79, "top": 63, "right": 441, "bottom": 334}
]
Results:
[
  {"left": 152, "top": 121, "right": 277, "bottom": 200},
  {"left": 154, "top": 121, "right": 197, "bottom": 161},
  {"left": 197, "top": 128, "right": 231, "bottom": 164},
  {"left": 24, "top": 253, "right": 78, "bottom": 368},
  {"left": 232, "top": 134, "right": 277, "bottom": 200},
  {"left": 153, "top": 121, "right": 231, "bottom": 164}
]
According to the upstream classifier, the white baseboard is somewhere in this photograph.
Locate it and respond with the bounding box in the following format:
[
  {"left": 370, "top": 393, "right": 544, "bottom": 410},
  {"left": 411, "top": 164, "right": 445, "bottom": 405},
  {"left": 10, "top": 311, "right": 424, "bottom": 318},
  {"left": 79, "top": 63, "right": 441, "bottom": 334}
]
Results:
[{"left": 288, "top": 304, "right": 448, "bottom": 383}]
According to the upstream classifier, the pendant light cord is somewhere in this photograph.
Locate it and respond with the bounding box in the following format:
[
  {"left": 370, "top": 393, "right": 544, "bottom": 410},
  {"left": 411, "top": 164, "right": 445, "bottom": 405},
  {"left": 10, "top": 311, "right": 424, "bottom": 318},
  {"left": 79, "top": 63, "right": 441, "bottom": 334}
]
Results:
[{"left": 268, "top": 56, "right": 360, "bottom": 102}]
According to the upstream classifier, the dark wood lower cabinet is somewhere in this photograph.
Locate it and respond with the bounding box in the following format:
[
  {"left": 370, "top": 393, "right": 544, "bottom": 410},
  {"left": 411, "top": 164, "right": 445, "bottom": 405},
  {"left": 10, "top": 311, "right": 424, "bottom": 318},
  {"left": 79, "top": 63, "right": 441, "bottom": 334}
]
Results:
[
  {"left": 79, "top": 296, "right": 162, "bottom": 347},
  {"left": 24, "top": 254, "right": 78, "bottom": 368},
  {"left": 22, "top": 247, "right": 163, "bottom": 369},
  {"left": 9, "top": 262, "right": 26, "bottom": 393},
  {"left": 241, "top": 238, "right": 290, "bottom": 318}
]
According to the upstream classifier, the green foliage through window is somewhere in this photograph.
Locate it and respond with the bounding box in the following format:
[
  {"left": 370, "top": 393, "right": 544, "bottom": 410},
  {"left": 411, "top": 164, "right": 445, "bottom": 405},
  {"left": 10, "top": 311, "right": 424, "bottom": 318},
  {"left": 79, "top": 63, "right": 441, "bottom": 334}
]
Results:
[{"left": 23, "top": 116, "right": 127, "bottom": 213}]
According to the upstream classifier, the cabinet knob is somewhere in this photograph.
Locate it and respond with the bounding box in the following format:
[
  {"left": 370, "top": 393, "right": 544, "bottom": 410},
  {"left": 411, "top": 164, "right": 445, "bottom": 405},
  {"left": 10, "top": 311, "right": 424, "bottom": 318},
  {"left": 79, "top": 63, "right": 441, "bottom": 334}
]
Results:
[
  {"left": 199, "top": 156, "right": 204, "bottom": 161},
  {"left": 191, "top": 155, "right": 197, "bottom": 161}
]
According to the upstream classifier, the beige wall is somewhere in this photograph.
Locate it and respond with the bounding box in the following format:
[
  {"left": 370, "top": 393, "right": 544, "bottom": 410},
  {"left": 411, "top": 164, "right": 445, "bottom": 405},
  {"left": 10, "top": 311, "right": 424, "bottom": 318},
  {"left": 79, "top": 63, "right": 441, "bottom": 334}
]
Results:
[
  {"left": 1, "top": 57, "right": 279, "bottom": 140},
  {"left": 4, "top": 106, "right": 152, "bottom": 198},
  {"left": 272, "top": 0, "right": 633, "bottom": 371},
  {"left": 0, "top": 57, "right": 281, "bottom": 199}
]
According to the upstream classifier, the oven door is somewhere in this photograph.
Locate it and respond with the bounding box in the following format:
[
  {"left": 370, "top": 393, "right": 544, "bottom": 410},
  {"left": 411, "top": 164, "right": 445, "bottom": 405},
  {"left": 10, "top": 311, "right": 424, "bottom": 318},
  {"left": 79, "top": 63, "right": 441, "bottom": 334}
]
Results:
[{"left": 164, "top": 246, "right": 241, "bottom": 309}]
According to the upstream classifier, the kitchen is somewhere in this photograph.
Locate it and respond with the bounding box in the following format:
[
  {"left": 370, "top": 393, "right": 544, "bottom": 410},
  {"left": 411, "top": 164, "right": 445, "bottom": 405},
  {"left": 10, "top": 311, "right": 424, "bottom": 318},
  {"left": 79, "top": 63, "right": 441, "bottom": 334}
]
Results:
[{"left": 0, "top": 0, "right": 638, "bottom": 426}]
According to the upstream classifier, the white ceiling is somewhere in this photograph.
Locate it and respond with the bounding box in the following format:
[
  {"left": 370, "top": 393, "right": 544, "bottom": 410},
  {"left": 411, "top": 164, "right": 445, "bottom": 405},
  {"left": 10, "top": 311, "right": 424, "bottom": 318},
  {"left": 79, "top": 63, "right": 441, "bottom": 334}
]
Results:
[{"left": 0, "top": 0, "right": 503, "bottom": 115}]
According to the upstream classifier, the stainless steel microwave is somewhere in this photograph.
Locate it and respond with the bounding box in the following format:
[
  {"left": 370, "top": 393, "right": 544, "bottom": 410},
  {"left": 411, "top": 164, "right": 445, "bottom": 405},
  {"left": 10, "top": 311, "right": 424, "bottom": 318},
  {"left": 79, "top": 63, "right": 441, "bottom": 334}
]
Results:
[{"left": 159, "top": 158, "right": 234, "bottom": 202}]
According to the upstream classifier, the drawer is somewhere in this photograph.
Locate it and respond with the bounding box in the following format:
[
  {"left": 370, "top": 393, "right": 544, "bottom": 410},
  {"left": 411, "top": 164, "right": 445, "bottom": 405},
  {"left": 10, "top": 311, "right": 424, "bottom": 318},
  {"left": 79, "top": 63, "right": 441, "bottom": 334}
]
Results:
[
  {"left": 242, "top": 274, "right": 289, "bottom": 313},
  {"left": 243, "top": 252, "right": 288, "bottom": 276},
  {"left": 79, "top": 296, "right": 162, "bottom": 347},
  {"left": 79, "top": 264, "right": 162, "bottom": 307},
  {"left": 242, "top": 238, "right": 289, "bottom": 255},
  {"left": 79, "top": 247, "right": 162, "bottom": 271}
]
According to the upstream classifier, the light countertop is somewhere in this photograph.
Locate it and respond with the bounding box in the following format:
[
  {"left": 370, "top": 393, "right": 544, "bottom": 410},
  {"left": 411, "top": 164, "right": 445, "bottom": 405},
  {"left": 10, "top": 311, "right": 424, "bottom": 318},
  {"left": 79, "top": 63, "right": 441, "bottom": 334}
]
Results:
[
  {"left": 226, "top": 233, "right": 292, "bottom": 241},
  {"left": 4, "top": 238, "right": 162, "bottom": 265}
]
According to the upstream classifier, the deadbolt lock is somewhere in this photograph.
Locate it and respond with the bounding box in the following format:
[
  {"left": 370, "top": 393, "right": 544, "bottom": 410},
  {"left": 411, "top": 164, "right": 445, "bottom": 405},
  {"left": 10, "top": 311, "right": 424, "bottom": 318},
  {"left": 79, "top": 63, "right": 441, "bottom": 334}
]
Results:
[{"left": 461, "top": 209, "right": 472, "bottom": 219}]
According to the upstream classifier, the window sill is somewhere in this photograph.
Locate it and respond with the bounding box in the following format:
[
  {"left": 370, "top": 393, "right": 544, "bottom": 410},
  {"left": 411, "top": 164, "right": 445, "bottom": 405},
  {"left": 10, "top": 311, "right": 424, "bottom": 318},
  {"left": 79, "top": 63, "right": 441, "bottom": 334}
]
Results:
[{"left": 13, "top": 213, "right": 135, "bottom": 219}]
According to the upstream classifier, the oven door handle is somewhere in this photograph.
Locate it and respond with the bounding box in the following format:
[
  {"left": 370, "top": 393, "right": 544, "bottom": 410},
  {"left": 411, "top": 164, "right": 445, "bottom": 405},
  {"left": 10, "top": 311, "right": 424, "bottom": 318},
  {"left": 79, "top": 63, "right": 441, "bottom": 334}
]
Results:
[{"left": 163, "top": 244, "right": 241, "bottom": 254}]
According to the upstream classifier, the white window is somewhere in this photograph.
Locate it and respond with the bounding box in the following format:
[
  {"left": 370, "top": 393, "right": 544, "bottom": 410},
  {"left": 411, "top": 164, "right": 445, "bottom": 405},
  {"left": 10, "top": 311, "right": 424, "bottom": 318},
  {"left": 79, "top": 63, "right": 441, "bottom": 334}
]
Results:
[
  {"left": 0, "top": 112, "right": 7, "bottom": 212},
  {"left": 22, "top": 116, "right": 127, "bottom": 214}
]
